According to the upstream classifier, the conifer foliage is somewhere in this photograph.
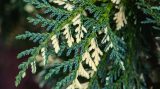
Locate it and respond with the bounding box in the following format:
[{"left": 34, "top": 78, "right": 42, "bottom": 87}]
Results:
[{"left": 15, "top": 0, "right": 160, "bottom": 89}]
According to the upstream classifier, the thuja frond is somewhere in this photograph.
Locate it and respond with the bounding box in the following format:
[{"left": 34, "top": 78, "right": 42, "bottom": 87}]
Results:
[
  {"left": 17, "top": 47, "right": 36, "bottom": 59},
  {"left": 88, "top": 74, "right": 100, "bottom": 89},
  {"left": 55, "top": 70, "right": 77, "bottom": 89},
  {"left": 45, "top": 59, "right": 79, "bottom": 80},
  {"left": 137, "top": 0, "right": 160, "bottom": 30},
  {"left": 102, "top": 27, "right": 126, "bottom": 70},
  {"left": 15, "top": 57, "right": 34, "bottom": 86},
  {"left": 15, "top": 0, "right": 151, "bottom": 89},
  {"left": 16, "top": 31, "right": 49, "bottom": 43}
]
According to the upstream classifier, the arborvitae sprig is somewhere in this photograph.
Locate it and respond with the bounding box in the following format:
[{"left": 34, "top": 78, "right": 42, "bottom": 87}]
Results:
[
  {"left": 16, "top": 31, "right": 49, "bottom": 43},
  {"left": 15, "top": 57, "right": 34, "bottom": 86},
  {"left": 138, "top": 0, "right": 160, "bottom": 30},
  {"left": 17, "top": 47, "right": 37, "bottom": 59},
  {"left": 15, "top": 0, "right": 149, "bottom": 89},
  {"left": 45, "top": 59, "right": 79, "bottom": 80}
]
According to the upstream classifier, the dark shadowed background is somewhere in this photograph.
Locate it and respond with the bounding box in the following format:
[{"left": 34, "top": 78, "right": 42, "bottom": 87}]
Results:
[{"left": 0, "top": 0, "right": 41, "bottom": 89}]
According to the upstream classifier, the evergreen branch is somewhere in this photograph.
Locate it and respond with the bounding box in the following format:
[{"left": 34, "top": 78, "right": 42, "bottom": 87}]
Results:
[
  {"left": 24, "top": 0, "right": 69, "bottom": 15},
  {"left": 86, "top": 4, "right": 105, "bottom": 20},
  {"left": 17, "top": 47, "right": 37, "bottom": 59},
  {"left": 88, "top": 73, "right": 100, "bottom": 89},
  {"left": 45, "top": 59, "right": 79, "bottom": 80},
  {"left": 137, "top": 0, "right": 160, "bottom": 29},
  {"left": 102, "top": 27, "right": 126, "bottom": 65},
  {"left": 15, "top": 36, "right": 52, "bottom": 86},
  {"left": 16, "top": 31, "right": 49, "bottom": 43},
  {"left": 27, "top": 14, "right": 56, "bottom": 31},
  {"left": 15, "top": 57, "right": 34, "bottom": 86},
  {"left": 55, "top": 70, "right": 77, "bottom": 89},
  {"left": 15, "top": 0, "right": 152, "bottom": 89}
]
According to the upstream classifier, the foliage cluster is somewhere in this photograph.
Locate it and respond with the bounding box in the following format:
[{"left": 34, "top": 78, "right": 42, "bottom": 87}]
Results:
[{"left": 15, "top": 0, "right": 160, "bottom": 89}]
